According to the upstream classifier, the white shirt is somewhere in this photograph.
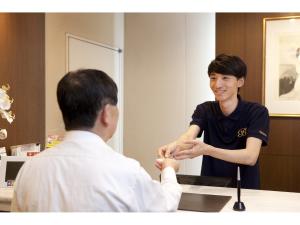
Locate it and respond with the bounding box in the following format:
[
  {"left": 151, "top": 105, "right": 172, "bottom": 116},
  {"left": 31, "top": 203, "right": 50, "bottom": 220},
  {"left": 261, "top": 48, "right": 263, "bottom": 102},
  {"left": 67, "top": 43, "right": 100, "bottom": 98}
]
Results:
[{"left": 11, "top": 131, "right": 182, "bottom": 212}]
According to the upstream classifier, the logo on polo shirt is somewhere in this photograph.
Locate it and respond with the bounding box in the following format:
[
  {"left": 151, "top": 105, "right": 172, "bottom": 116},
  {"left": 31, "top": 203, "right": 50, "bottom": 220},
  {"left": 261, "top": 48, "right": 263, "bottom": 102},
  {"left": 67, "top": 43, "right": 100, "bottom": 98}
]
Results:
[{"left": 237, "top": 128, "right": 247, "bottom": 137}]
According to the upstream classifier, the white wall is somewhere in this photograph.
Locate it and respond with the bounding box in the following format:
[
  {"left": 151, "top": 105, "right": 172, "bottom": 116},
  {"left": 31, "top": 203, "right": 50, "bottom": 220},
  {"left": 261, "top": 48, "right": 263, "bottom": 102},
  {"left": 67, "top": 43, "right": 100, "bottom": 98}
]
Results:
[
  {"left": 181, "top": 14, "right": 215, "bottom": 175},
  {"left": 45, "top": 13, "right": 124, "bottom": 139},
  {"left": 124, "top": 13, "right": 215, "bottom": 179},
  {"left": 45, "top": 13, "right": 215, "bottom": 179}
]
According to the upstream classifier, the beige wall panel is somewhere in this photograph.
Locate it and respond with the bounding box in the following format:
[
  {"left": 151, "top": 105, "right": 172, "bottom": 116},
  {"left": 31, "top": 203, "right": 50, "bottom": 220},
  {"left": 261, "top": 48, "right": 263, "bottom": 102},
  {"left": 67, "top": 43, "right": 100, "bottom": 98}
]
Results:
[
  {"left": 124, "top": 14, "right": 186, "bottom": 179},
  {"left": 45, "top": 13, "right": 117, "bottom": 137},
  {"left": 124, "top": 13, "right": 215, "bottom": 179}
]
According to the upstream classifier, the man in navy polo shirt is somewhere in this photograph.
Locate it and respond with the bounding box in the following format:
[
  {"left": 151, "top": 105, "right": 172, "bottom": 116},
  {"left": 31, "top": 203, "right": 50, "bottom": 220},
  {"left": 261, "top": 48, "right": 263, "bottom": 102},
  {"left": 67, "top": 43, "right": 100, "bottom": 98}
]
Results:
[{"left": 157, "top": 54, "right": 269, "bottom": 189}]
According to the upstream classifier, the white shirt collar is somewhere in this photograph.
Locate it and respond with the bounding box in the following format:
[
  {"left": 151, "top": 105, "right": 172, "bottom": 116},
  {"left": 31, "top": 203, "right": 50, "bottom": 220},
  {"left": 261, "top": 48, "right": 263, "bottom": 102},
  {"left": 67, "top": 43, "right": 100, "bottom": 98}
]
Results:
[{"left": 63, "top": 130, "right": 106, "bottom": 146}]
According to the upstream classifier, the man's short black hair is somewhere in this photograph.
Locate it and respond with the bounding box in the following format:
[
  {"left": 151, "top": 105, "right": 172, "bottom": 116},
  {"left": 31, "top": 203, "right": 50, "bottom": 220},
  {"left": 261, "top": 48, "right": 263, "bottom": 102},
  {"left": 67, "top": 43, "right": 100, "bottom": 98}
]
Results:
[
  {"left": 208, "top": 54, "right": 247, "bottom": 79},
  {"left": 57, "top": 69, "right": 118, "bottom": 130}
]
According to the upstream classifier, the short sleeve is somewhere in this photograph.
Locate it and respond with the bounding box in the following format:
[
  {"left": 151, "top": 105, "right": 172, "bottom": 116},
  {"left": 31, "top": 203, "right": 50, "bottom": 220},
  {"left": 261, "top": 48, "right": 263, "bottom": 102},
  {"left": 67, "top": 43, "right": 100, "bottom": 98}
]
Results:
[
  {"left": 247, "top": 105, "right": 270, "bottom": 146},
  {"left": 190, "top": 103, "right": 207, "bottom": 136}
]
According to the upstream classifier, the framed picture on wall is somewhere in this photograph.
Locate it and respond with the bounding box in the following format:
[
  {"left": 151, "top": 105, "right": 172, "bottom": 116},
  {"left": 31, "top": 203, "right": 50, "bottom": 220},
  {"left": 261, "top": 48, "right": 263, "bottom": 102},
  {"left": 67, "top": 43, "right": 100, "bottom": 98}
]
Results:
[{"left": 263, "top": 16, "right": 300, "bottom": 117}]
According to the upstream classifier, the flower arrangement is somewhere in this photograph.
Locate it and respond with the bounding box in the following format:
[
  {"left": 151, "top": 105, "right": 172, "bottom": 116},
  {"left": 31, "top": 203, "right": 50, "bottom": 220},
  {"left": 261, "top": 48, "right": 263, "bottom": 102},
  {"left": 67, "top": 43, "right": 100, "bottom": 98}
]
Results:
[{"left": 0, "top": 84, "right": 15, "bottom": 140}]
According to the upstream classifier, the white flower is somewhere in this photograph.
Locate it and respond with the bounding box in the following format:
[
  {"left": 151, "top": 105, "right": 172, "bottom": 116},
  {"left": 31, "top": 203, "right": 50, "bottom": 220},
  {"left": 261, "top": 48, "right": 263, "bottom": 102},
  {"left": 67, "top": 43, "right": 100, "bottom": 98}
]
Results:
[
  {"left": 0, "top": 84, "right": 15, "bottom": 139},
  {"left": 0, "top": 110, "right": 14, "bottom": 124},
  {"left": 0, "top": 96, "right": 12, "bottom": 111}
]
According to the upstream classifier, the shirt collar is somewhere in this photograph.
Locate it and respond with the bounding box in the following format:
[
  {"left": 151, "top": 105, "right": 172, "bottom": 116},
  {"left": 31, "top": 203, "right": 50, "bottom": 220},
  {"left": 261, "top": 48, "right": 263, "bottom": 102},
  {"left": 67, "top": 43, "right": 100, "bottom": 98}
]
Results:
[
  {"left": 229, "top": 95, "right": 243, "bottom": 120},
  {"left": 63, "top": 130, "right": 106, "bottom": 146},
  {"left": 217, "top": 94, "right": 243, "bottom": 121}
]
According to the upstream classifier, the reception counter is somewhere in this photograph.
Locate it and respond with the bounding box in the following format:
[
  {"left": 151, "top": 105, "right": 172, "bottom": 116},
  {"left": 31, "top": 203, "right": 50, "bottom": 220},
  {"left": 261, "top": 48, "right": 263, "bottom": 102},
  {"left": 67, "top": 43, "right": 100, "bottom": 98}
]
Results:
[
  {"left": 0, "top": 187, "right": 13, "bottom": 212},
  {"left": 1, "top": 185, "right": 300, "bottom": 212},
  {"left": 181, "top": 184, "right": 300, "bottom": 212}
]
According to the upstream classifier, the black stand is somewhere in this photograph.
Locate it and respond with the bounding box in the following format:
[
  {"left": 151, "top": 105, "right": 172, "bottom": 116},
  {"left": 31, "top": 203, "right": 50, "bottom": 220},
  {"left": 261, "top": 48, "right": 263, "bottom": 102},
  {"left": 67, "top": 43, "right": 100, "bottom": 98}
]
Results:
[
  {"left": 233, "top": 166, "right": 246, "bottom": 211},
  {"left": 233, "top": 201, "right": 245, "bottom": 211}
]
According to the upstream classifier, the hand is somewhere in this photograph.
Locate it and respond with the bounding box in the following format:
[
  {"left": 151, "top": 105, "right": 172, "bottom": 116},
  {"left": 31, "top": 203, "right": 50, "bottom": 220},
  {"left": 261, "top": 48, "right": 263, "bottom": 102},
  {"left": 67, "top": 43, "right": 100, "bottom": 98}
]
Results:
[
  {"left": 155, "top": 157, "right": 180, "bottom": 172},
  {"left": 173, "top": 139, "right": 209, "bottom": 160},
  {"left": 157, "top": 141, "right": 177, "bottom": 158},
  {"left": 157, "top": 140, "right": 195, "bottom": 158}
]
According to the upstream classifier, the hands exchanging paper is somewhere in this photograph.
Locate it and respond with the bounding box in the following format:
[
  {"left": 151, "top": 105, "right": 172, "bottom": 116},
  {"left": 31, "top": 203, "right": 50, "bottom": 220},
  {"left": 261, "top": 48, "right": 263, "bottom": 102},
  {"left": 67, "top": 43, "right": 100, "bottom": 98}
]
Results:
[
  {"left": 157, "top": 139, "right": 209, "bottom": 160},
  {"left": 155, "top": 139, "right": 210, "bottom": 172},
  {"left": 155, "top": 157, "right": 180, "bottom": 172}
]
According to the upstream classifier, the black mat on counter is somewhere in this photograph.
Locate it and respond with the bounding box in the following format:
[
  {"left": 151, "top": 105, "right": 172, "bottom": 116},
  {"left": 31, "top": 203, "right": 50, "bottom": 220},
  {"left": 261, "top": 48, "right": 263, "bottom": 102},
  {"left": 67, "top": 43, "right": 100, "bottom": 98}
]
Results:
[
  {"left": 176, "top": 175, "right": 234, "bottom": 187},
  {"left": 178, "top": 192, "right": 232, "bottom": 212}
]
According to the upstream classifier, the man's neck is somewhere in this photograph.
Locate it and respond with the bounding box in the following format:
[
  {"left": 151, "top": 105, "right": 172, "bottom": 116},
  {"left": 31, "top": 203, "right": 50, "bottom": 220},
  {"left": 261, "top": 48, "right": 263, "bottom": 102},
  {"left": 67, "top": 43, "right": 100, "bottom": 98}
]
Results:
[
  {"left": 219, "top": 96, "right": 239, "bottom": 116},
  {"left": 90, "top": 126, "right": 109, "bottom": 142}
]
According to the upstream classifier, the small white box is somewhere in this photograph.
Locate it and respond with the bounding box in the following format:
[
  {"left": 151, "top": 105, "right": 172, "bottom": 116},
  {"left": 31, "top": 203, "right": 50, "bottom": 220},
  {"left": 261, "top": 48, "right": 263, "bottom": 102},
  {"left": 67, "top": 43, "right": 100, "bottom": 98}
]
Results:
[{"left": 10, "top": 143, "right": 40, "bottom": 157}]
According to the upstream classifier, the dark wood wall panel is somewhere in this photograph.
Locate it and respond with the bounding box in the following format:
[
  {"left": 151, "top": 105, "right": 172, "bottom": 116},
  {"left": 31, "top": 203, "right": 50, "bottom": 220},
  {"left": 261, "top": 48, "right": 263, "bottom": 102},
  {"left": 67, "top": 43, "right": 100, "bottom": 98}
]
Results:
[
  {"left": 0, "top": 13, "right": 45, "bottom": 152},
  {"left": 216, "top": 13, "right": 300, "bottom": 192},
  {"left": 260, "top": 155, "right": 300, "bottom": 192}
]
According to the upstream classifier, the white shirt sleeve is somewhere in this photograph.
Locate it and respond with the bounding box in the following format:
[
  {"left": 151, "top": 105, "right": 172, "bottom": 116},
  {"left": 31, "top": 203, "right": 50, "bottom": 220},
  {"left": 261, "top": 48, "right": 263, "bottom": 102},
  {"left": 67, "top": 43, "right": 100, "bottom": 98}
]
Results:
[{"left": 132, "top": 165, "right": 182, "bottom": 212}]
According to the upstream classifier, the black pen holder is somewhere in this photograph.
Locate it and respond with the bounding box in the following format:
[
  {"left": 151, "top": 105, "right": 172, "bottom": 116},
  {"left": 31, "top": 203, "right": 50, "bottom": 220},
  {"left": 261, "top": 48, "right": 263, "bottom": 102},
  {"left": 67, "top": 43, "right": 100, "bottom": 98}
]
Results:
[{"left": 233, "top": 201, "right": 246, "bottom": 211}]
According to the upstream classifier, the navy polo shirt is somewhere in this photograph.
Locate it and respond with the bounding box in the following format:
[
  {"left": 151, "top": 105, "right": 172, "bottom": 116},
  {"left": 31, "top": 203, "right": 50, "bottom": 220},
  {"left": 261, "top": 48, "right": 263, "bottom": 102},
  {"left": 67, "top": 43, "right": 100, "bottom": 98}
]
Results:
[{"left": 190, "top": 96, "right": 269, "bottom": 189}]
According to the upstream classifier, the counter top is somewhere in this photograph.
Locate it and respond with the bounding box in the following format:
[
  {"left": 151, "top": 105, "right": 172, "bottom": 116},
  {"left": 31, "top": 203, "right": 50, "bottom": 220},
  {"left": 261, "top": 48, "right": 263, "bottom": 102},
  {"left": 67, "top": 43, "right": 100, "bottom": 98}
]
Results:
[{"left": 1, "top": 185, "right": 300, "bottom": 212}]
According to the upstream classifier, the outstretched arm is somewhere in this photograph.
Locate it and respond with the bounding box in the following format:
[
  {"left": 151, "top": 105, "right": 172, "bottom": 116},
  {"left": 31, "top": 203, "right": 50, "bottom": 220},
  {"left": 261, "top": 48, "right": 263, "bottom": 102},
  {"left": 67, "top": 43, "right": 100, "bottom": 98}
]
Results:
[
  {"left": 157, "top": 125, "right": 200, "bottom": 158},
  {"left": 174, "top": 137, "right": 262, "bottom": 166}
]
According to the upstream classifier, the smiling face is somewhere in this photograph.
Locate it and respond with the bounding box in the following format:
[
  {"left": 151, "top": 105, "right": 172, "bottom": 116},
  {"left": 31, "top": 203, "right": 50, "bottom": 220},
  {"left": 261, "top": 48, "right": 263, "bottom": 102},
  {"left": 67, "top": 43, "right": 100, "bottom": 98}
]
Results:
[{"left": 209, "top": 73, "right": 244, "bottom": 103}]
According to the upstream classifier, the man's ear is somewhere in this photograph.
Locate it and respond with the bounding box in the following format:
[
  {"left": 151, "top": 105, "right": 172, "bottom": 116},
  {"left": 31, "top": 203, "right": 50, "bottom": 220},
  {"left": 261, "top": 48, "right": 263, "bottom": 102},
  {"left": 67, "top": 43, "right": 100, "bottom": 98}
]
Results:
[
  {"left": 237, "top": 77, "right": 245, "bottom": 88},
  {"left": 99, "top": 104, "right": 110, "bottom": 127}
]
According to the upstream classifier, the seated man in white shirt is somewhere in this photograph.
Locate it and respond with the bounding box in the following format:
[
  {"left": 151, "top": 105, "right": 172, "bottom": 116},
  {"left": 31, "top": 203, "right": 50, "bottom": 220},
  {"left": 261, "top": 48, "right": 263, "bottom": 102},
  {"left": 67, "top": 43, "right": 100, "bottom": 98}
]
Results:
[{"left": 11, "top": 69, "right": 182, "bottom": 212}]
